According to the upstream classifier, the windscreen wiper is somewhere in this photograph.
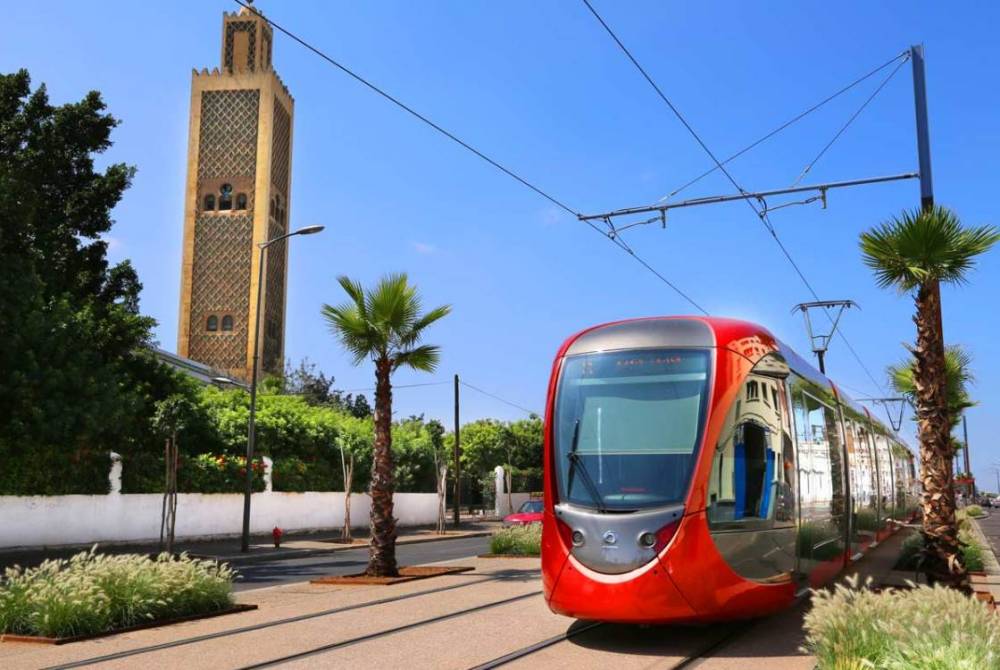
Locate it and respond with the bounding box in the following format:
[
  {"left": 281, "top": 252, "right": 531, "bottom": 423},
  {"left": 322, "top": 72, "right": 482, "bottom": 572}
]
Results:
[{"left": 566, "top": 419, "right": 607, "bottom": 513}]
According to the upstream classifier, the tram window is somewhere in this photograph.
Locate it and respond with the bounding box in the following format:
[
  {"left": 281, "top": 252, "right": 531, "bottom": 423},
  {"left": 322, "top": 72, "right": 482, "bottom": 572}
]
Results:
[{"left": 708, "top": 371, "right": 794, "bottom": 529}]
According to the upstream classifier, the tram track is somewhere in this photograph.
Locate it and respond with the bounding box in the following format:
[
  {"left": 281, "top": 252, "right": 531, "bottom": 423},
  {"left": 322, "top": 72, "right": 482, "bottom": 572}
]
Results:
[
  {"left": 466, "top": 621, "right": 605, "bottom": 669},
  {"left": 465, "top": 619, "right": 752, "bottom": 670},
  {"left": 234, "top": 590, "right": 544, "bottom": 669},
  {"left": 44, "top": 569, "right": 540, "bottom": 670}
]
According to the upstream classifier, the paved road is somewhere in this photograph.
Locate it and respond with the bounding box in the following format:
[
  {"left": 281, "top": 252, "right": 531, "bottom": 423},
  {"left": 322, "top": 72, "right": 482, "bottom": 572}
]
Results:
[
  {"left": 977, "top": 509, "right": 1000, "bottom": 558},
  {"left": 230, "top": 535, "right": 491, "bottom": 590}
]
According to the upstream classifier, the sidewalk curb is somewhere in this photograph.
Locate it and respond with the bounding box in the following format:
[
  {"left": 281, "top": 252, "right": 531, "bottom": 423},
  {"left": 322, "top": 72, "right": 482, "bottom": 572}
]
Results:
[{"left": 199, "top": 530, "right": 494, "bottom": 565}]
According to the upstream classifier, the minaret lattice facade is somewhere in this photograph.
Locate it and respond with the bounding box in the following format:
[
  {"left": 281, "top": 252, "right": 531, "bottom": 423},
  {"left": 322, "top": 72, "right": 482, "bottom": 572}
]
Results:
[{"left": 177, "top": 5, "right": 293, "bottom": 382}]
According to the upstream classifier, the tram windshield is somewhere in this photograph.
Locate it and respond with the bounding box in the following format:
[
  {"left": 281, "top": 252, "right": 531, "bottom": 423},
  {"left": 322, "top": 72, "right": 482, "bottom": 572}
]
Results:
[{"left": 554, "top": 348, "right": 710, "bottom": 511}]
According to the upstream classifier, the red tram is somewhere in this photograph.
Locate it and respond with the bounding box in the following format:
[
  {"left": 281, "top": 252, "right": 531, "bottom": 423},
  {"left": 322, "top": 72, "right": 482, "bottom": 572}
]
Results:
[{"left": 541, "top": 317, "right": 916, "bottom": 623}]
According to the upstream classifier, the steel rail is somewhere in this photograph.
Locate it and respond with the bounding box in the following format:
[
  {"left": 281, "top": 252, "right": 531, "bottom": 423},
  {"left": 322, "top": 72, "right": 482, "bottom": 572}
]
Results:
[
  {"left": 45, "top": 570, "right": 539, "bottom": 670},
  {"left": 465, "top": 621, "right": 604, "bottom": 669},
  {"left": 234, "top": 590, "right": 544, "bottom": 669}
]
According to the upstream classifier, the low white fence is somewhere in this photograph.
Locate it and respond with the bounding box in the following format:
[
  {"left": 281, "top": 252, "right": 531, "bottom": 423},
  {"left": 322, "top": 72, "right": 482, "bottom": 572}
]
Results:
[{"left": 0, "top": 492, "right": 440, "bottom": 549}]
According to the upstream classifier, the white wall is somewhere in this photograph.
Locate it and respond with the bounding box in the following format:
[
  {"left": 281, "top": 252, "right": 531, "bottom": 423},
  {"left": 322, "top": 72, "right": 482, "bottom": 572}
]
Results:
[{"left": 0, "top": 492, "right": 439, "bottom": 549}]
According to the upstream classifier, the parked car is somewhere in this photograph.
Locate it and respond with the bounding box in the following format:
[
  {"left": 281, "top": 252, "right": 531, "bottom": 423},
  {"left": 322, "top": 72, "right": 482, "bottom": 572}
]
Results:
[{"left": 503, "top": 499, "right": 543, "bottom": 526}]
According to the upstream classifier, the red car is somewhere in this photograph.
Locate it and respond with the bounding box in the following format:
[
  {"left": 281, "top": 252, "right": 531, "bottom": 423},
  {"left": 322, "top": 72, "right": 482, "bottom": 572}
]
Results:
[{"left": 504, "top": 500, "right": 543, "bottom": 525}]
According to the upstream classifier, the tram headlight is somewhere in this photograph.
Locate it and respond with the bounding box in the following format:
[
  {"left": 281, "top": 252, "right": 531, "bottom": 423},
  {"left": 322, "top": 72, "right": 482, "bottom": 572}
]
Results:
[
  {"left": 638, "top": 532, "right": 656, "bottom": 548},
  {"left": 571, "top": 530, "right": 585, "bottom": 547}
]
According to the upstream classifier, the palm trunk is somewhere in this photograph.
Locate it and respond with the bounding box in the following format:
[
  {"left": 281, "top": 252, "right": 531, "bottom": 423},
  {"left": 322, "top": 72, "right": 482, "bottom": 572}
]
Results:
[
  {"left": 914, "top": 279, "right": 967, "bottom": 588},
  {"left": 366, "top": 357, "right": 398, "bottom": 576}
]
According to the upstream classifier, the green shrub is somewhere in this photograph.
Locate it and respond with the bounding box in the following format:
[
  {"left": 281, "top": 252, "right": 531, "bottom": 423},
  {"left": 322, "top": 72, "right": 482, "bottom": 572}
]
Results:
[
  {"left": 897, "top": 532, "right": 924, "bottom": 570},
  {"left": 0, "top": 449, "right": 110, "bottom": 495},
  {"left": 272, "top": 457, "right": 339, "bottom": 492},
  {"left": 0, "top": 549, "right": 234, "bottom": 638},
  {"left": 966, "top": 505, "right": 984, "bottom": 519},
  {"left": 896, "top": 531, "right": 985, "bottom": 573},
  {"left": 490, "top": 524, "right": 542, "bottom": 556},
  {"left": 803, "top": 576, "right": 1000, "bottom": 669}
]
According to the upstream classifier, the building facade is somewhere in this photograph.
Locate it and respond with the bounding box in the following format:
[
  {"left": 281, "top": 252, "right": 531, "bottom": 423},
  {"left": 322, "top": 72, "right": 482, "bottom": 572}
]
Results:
[{"left": 177, "top": 4, "right": 293, "bottom": 381}]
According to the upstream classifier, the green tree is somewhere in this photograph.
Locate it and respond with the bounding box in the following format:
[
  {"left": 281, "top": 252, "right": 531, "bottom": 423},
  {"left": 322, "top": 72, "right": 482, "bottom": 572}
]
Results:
[
  {"left": 0, "top": 69, "right": 171, "bottom": 492},
  {"left": 860, "top": 205, "right": 999, "bottom": 588},
  {"left": 152, "top": 394, "right": 198, "bottom": 553},
  {"left": 321, "top": 274, "right": 450, "bottom": 576}
]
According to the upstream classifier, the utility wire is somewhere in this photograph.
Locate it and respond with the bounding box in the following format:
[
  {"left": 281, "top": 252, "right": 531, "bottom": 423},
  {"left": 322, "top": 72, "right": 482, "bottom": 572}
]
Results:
[
  {"left": 233, "top": 0, "right": 575, "bottom": 216},
  {"left": 790, "top": 54, "right": 910, "bottom": 187},
  {"left": 662, "top": 49, "right": 910, "bottom": 201},
  {"left": 460, "top": 381, "right": 539, "bottom": 416},
  {"left": 234, "top": 0, "right": 711, "bottom": 317},
  {"left": 581, "top": 0, "right": 887, "bottom": 394}
]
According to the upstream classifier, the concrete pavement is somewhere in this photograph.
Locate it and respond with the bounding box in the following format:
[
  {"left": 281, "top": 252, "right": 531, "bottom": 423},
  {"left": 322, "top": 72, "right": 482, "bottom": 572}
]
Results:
[{"left": 0, "top": 530, "right": 917, "bottom": 670}]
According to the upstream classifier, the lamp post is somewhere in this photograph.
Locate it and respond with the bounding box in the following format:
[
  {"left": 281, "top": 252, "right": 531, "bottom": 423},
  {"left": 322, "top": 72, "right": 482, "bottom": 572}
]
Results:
[{"left": 241, "top": 224, "right": 324, "bottom": 552}]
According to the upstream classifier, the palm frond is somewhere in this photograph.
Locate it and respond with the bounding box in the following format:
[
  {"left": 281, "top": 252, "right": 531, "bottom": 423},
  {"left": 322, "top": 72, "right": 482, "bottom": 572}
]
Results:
[
  {"left": 393, "top": 344, "right": 441, "bottom": 373},
  {"left": 886, "top": 343, "right": 977, "bottom": 426},
  {"left": 323, "top": 273, "right": 450, "bottom": 373},
  {"left": 860, "top": 206, "right": 1000, "bottom": 291},
  {"left": 321, "top": 302, "right": 377, "bottom": 365},
  {"left": 367, "top": 273, "right": 419, "bottom": 338},
  {"left": 337, "top": 276, "right": 368, "bottom": 318},
  {"left": 399, "top": 304, "right": 452, "bottom": 348}
]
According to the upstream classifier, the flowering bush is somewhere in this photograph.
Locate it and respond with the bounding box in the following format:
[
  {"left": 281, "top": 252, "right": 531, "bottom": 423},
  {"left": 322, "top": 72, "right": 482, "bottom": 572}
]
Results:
[
  {"left": 0, "top": 549, "right": 234, "bottom": 638},
  {"left": 182, "top": 454, "right": 265, "bottom": 493},
  {"left": 803, "top": 575, "right": 1000, "bottom": 669}
]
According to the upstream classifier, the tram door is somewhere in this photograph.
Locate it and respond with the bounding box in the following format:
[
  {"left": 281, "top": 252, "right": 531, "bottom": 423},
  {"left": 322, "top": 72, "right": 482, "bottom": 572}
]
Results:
[
  {"left": 706, "top": 354, "right": 797, "bottom": 583},
  {"left": 791, "top": 381, "right": 848, "bottom": 586}
]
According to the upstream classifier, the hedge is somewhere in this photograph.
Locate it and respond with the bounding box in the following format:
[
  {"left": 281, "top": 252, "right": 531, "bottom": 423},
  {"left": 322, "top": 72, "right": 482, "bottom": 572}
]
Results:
[{"left": 0, "top": 448, "right": 110, "bottom": 496}]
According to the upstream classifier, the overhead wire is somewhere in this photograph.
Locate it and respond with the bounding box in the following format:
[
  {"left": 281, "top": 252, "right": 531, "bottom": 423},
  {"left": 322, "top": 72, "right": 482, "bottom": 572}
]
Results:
[
  {"left": 460, "top": 381, "right": 539, "bottom": 416},
  {"left": 789, "top": 54, "right": 911, "bottom": 187},
  {"left": 232, "top": 0, "right": 710, "bottom": 317},
  {"left": 580, "top": 0, "right": 889, "bottom": 394},
  {"left": 661, "top": 49, "right": 910, "bottom": 201}
]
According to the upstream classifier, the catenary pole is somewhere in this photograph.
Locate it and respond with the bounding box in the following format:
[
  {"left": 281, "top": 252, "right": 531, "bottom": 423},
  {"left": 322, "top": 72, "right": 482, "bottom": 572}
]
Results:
[
  {"left": 911, "top": 44, "right": 934, "bottom": 212},
  {"left": 453, "top": 374, "right": 461, "bottom": 526}
]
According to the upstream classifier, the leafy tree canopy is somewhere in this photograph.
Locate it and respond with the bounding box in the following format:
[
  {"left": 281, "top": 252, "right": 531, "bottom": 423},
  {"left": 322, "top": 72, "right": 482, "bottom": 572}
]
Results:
[{"left": 0, "top": 70, "right": 185, "bottom": 492}]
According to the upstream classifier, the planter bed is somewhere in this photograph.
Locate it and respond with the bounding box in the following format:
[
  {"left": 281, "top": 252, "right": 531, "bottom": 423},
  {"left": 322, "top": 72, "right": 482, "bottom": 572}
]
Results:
[
  {"left": 311, "top": 565, "right": 473, "bottom": 585},
  {"left": 0, "top": 604, "right": 258, "bottom": 645},
  {"left": 477, "top": 553, "right": 540, "bottom": 559}
]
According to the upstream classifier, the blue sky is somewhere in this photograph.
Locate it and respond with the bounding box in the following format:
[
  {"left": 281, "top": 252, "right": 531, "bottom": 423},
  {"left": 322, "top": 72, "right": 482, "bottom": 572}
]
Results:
[{"left": 4, "top": 1, "right": 998, "bottom": 488}]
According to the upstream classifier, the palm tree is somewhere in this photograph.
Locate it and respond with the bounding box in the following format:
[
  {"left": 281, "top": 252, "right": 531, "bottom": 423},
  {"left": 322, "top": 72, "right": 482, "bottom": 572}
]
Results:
[
  {"left": 322, "top": 274, "right": 450, "bottom": 576},
  {"left": 861, "top": 206, "right": 998, "bottom": 587},
  {"left": 887, "top": 345, "right": 975, "bottom": 431}
]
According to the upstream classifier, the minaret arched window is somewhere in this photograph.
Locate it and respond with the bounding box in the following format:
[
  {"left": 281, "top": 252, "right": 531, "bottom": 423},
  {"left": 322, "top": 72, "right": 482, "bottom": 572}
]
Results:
[
  {"left": 219, "top": 183, "right": 233, "bottom": 211},
  {"left": 221, "top": 315, "right": 234, "bottom": 331},
  {"left": 203, "top": 194, "right": 215, "bottom": 211},
  {"left": 236, "top": 193, "right": 248, "bottom": 210},
  {"left": 206, "top": 315, "right": 219, "bottom": 332}
]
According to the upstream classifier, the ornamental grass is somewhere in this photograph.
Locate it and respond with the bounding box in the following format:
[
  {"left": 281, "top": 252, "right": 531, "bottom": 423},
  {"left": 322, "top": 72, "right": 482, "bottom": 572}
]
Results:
[
  {"left": 490, "top": 524, "right": 542, "bottom": 556},
  {"left": 803, "top": 575, "right": 1000, "bottom": 669},
  {"left": 0, "top": 548, "right": 234, "bottom": 639}
]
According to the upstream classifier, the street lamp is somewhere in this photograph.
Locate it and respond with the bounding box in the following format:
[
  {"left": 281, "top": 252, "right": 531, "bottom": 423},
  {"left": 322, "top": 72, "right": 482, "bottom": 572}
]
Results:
[{"left": 241, "top": 225, "right": 324, "bottom": 552}]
